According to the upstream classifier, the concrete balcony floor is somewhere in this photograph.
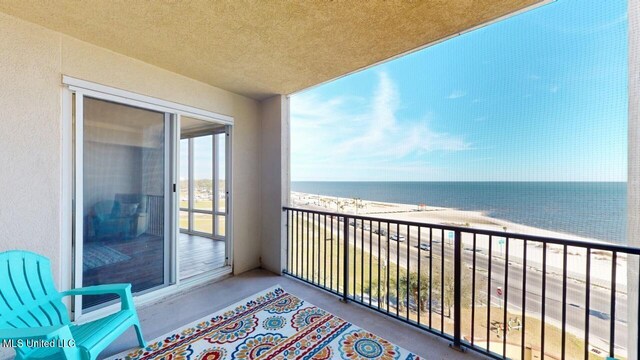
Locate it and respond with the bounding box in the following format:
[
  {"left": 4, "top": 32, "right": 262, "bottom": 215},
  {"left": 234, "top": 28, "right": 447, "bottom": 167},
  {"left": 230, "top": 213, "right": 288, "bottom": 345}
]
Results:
[{"left": 103, "top": 269, "right": 485, "bottom": 359}]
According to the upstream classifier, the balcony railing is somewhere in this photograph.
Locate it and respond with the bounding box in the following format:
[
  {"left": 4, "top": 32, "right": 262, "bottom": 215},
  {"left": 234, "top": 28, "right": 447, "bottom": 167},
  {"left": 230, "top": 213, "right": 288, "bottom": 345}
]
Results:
[{"left": 283, "top": 206, "right": 639, "bottom": 360}]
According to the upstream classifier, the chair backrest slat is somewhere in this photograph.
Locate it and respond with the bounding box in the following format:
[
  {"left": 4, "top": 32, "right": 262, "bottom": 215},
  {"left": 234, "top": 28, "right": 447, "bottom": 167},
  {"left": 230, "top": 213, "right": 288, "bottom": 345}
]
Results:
[
  {"left": 5, "top": 320, "right": 18, "bottom": 328},
  {"left": 6, "top": 261, "right": 26, "bottom": 306},
  {"left": 0, "top": 251, "right": 70, "bottom": 329},
  {"left": 23, "top": 256, "right": 63, "bottom": 326},
  {"left": 0, "top": 286, "right": 14, "bottom": 315},
  {"left": 44, "top": 300, "right": 66, "bottom": 325},
  {"left": 0, "top": 256, "right": 24, "bottom": 313},
  {"left": 7, "top": 256, "right": 43, "bottom": 328},
  {"left": 34, "top": 304, "right": 54, "bottom": 326},
  {"left": 21, "top": 258, "right": 37, "bottom": 300}
]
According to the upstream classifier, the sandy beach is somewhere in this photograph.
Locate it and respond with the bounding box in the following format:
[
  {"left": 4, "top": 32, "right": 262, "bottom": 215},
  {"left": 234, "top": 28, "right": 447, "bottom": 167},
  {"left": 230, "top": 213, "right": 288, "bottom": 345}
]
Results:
[{"left": 291, "top": 191, "right": 628, "bottom": 288}]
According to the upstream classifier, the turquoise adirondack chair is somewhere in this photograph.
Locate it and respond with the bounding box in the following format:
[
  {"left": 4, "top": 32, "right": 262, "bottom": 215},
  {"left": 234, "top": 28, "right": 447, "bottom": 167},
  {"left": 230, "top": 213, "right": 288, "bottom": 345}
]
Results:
[{"left": 0, "top": 251, "right": 146, "bottom": 359}]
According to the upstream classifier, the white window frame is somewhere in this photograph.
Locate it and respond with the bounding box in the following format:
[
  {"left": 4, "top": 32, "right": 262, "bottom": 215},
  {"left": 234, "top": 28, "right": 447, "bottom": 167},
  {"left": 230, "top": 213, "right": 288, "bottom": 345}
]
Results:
[{"left": 61, "top": 76, "right": 234, "bottom": 321}]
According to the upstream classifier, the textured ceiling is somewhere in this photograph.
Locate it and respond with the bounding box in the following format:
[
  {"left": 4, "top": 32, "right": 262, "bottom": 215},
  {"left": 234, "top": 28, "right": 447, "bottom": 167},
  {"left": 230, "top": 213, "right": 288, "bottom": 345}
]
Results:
[{"left": 0, "top": 0, "right": 544, "bottom": 100}]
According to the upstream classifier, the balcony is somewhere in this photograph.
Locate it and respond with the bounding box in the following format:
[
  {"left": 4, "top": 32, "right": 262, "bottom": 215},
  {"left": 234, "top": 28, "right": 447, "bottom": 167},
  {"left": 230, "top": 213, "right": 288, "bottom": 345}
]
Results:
[
  {"left": 0, "top": 1, "right": 636, "bottom": 360},
  {"left": 98, "top": 206, "right": 634, "bottom": 360},
  {"left": 282, "top": 206, "right": 634, "bottom": 360}
]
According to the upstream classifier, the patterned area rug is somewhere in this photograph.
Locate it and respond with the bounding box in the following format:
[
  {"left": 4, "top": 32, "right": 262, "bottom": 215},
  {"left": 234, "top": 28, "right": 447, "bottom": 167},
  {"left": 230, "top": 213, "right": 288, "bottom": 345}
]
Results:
[{"left": 108, "top": 285, "right": 421, "bottom": 360}]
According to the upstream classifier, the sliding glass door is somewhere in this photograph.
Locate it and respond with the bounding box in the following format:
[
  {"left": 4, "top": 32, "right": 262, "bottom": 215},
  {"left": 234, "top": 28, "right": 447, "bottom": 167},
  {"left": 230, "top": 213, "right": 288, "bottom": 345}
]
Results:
[
  {"left": 76, "top": 96, "right": 171, "bottom": 309},
  {"left": 70, "top": 81, "right": 233, "bottom": 315}
]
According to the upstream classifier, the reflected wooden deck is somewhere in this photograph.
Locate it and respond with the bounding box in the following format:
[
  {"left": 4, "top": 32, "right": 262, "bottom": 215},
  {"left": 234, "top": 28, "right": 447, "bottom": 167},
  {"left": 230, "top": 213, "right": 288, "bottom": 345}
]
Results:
[{"left": 82, "top": 233, "right": 225, "bottom": 308}]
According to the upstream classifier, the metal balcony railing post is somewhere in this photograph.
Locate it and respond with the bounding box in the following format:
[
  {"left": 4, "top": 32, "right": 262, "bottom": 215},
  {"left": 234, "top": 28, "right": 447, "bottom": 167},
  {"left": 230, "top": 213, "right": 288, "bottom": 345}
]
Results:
[
  {"left": 284, "top": 209, "right": 289, "bottom": 275},
  {"left": 451, "top": 229, "right": 464, "bottom": 352},
  {"left": 342, "top": 215, "right": 349, "bottom": 303}
]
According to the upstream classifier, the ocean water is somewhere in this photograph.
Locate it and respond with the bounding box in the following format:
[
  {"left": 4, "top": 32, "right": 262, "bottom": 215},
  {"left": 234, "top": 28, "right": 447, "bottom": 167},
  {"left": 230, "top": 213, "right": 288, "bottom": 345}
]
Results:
[{"left": 291, "top": 182, "right": 627, "bottom": 244}]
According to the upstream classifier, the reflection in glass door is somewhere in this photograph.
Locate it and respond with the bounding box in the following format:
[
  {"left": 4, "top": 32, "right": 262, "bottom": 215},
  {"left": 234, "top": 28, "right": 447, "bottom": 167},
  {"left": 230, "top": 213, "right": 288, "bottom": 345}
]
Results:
[{"left": 78, "top": 96, "right": 170, "bottom": 309}]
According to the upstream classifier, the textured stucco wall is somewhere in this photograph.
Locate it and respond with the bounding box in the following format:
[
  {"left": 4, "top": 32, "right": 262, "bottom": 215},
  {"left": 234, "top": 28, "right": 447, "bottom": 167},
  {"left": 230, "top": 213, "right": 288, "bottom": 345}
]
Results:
[
  {"left": 259, "top": 95, "right": 289, "bottom": 273},
  {"left": 0, "top": 11, "right": 62, "bottom": 283},
  {"left": 0, "top": 11, "right": 262, "bottom": 286}
]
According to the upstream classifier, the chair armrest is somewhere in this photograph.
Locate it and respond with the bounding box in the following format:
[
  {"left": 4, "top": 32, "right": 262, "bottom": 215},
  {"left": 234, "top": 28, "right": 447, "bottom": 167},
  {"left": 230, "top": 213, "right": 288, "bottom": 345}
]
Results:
[
  {"left": 0, "top": 324, "right": 70, "bottom": 340},
  {"left": 62, "top": 283, "right": 131, "bottom": 297},
  {"left": 62, "top": 284, "right": 135, "bottom": 310}
]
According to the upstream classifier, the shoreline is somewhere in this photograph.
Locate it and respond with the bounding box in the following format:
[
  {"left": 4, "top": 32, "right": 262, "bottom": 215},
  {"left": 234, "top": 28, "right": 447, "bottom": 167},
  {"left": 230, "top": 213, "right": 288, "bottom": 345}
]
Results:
[
  {"left": 292, "top": 191, "right": 609, "bottom": 243},
  {"left": 291, "top": 191, "right": 628, "bottom": 288}
]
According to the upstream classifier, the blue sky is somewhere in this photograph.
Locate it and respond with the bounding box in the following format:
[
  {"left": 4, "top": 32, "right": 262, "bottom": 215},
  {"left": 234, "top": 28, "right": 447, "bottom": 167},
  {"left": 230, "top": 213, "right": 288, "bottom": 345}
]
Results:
[
  {"left": 180, "top": 135, "right": 226, "bottom": 180},
  {"left": 290, "top": 0, "right": 627, "bottom": 182}
]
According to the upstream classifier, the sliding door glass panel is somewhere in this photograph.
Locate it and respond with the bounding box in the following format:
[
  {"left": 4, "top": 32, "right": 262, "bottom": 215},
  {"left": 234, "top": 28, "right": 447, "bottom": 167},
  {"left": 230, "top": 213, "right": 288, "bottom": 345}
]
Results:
[
  {"left": 217, "top": 215, "right": 226, "bottom": 237},
  {"left": 193, "top": 136, "right": 213, "bottom": 211},
  {"left": 180, "top": 210, "right": 189, "bottom": 230},
  {"left": 82, "top": 97, "right": 167, "bottom": 309},
  {"left": 193, "top": 213, "right": 213, "bottom": 234},
  {"left": 216, "top": 133, "right": 226, "bottom": 214}
]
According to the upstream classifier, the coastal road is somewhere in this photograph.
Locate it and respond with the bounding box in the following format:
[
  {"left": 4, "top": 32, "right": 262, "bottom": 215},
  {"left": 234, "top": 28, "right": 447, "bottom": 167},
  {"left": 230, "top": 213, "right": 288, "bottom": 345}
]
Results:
[{"left": 291, "top": 214, "right": 628, "bottom": 353}]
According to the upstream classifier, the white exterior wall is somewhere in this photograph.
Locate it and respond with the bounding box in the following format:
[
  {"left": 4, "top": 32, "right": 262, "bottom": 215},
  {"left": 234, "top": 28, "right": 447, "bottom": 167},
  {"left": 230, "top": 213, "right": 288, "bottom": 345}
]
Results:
[
  {"left": 0, "top": 11, "right": 263, "bottom": 287},
  {"left": 259, "top": 95, "right": 290, "bottom": 273}
]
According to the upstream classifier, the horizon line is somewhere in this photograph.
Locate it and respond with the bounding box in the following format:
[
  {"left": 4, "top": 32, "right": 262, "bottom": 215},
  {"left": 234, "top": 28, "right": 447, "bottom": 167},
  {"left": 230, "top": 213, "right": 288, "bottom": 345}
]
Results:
[{"left": 291, "top": 180, "right": 628, "bottom": 183}]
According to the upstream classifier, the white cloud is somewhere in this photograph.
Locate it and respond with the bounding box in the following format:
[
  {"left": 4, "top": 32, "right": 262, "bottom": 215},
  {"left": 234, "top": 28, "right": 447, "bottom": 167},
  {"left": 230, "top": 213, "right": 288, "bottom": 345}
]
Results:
[
  {"left": 290, "top": 93, "right": 366, "bottom": 127},
  {"left": 333, "top": 72, "right": 469, "bottom": 159},
  {"left": 290, "top": 72, "right": 471, "bottom": 180},
  {"left": 333, "top": 72, "right": 399, "bottom": 155},
  {"left": 447, "top": 90, "right": 467, "bottom": 99}
]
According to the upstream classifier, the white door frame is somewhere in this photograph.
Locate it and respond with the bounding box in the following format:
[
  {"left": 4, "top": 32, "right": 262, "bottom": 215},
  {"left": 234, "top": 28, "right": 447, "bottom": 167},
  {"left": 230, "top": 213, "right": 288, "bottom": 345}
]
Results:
[
  {"left": 72, "top": 92, "right": 84, "bottom": 315},
  {"left": 62, "top": 76, "right": 234, "bottom": 321}
]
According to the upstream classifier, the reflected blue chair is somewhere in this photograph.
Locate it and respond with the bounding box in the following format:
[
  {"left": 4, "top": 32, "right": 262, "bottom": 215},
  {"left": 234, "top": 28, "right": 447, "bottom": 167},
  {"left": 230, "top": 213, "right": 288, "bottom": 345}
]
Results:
[
  {"left": 0, "top": 251, "right": 146, "bottom": 359},
  {"left": 91, "top": 195, "right": 149, "bottom": 240}
]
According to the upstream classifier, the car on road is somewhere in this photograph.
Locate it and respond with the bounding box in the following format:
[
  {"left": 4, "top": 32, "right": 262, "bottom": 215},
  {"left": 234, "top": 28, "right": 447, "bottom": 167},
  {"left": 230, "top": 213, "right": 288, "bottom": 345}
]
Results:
[
  {"left": 419, "top": 243, "right": 430, "bottom": 251},
  {"left": 373, "top": 229, "right": 388, "bottom": 236},
  {"left": 589, "top": 309, "right": 610, "bottom": 320},
  {"left": 390, "top": 234, "right": 406, "bottom": 242}
]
